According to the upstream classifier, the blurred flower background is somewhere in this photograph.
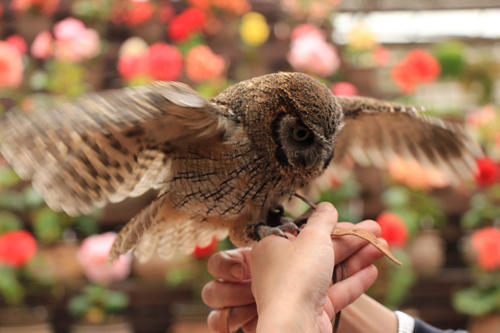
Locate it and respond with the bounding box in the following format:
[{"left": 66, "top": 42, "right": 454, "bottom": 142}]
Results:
[{"left": 0, "top": 0, "right": 499, "bottom": 332}]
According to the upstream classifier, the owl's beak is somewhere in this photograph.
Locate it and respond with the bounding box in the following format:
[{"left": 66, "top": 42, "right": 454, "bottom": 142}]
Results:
[{"left": 323, "top": 150, "right": 333, "bottom": 169}]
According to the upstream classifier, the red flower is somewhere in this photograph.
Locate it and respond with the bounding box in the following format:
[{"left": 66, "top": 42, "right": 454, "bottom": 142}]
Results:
[
  {"left": 167, "top": 7, "right": 206, "bottom": 42},
  {"left": 0, "top": 230, "right": 37, "bottom": 268},
  {"left": 147, "top": 42, "right": 183, "bottom": 81},
  {"left": 112, "top": 0, "right": 155, "bottom": 27},
  {"left": 192, "top": 236, "right": 218, "bottom": 259},
  {"left": 11, "top": 0, "right": 59, "bottom": 15},
  {"left": 471, "top": 227, "right": 500, "bottom": 271},
  {"left": 0, "top": 4, "right": 3, "bottom": 17},
  {"left": 118, "top": 54, "right": 149, "bottom": 80},
  {"left": 376, "top": 212, "right": 409, "bottom": 248},
  {"left": 391, "top": 49, "right": 440, "bottom": 94},
  {"left": 6, "top": 35, "right": 27, "bottom": 55},
  {"left": 405, "top": 49, "right": 440, "bottom": 83},
  {"left": 474, "top": 157, "right": 499, "bottom": 187}
]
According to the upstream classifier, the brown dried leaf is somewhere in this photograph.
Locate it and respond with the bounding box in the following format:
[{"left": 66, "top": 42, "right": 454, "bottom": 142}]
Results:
[{"left": 332, "top": 227, "right": 402, "bottom": 266}]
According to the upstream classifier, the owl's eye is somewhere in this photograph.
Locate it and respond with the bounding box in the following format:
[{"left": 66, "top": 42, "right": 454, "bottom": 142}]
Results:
[{"left": 292, "top": 125, "right": 312, "bottom": 143}]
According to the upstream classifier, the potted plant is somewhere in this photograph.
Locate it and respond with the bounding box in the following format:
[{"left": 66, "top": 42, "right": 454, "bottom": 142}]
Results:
[
  {"left": 68, "top": 232, "right": 133, "bottom": 333},
  {"left": 453, "top": 226, "right": 500, "bottom": 333},
  {"left": 0, "top": 230, "right": 53, "bottom": 332}
]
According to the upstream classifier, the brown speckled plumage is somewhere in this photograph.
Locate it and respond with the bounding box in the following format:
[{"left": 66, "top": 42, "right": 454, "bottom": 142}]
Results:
[{"left": 0, "top": 72, "right": 481, "bottom": 261}]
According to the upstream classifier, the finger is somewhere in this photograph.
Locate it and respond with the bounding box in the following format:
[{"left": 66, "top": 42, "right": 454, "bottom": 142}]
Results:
[
  {"left": 242, "top": 317, "right": 258, "bottom": 333},
  {"left": 207, "top": 248, "right": 251, "bottom": 282},
  {"left": 202, "top": 280, "right": 254, "bottom": 308},
  {"left": 328, "top": 265, "right": 378, "bottom": 312},
  {"left": 207, "top": 304, "right": 257, "bottom": 333},
  {"left": 343, "top": 238, "right": 387, "bottom": 275},
  {"left": 299, "top": 202, "right": 338, "bottom": 241},
  {"left": 333, "top": 220, "right": 381, "bottom": 263}
]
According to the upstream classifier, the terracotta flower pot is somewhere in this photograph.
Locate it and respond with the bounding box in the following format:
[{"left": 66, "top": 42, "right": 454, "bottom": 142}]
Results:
[
  {"left": 468, "top": 313, "right": 500, "bottom": 333},
  {"left": 0, "top": 306, "right": 53, "bottom": 333},
  {"left": 70, "top": 320, "right": 133, "bottom": 333}
]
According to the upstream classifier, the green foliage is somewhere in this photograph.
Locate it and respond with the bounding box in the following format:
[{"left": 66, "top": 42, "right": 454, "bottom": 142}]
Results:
[
  {"left": 462, "top": 187, "right": 500, "bottom": 229},
  {"left": 319, "top": 175, "right": 361, "bottom": 222},
  {"left": 383, "top": 185, "right": 445, "bottom": 231},
  {"left": 381, "top": 250, "right": 416, "bottom": 308},
  {"left": 434, "top": 41, "right": 466, "bottom": 78},
  {"left": 32, "top": 207, "right": 69, "bottom": 245},
  {"left": 453, "top": 286, "right": 500, "bottom": 316},
  {"left": 0, "top": 211, "right": 22, "bottom": 234},
  {"left": 0, "top": 167, "right": 21, "bottom": 188},
  {"left": 68, "top": 285, "right": 130, "bottom": 321},
  {"left": 0, "top": 266, "right": 25, "bottom": 305},
  {"left": 46, "top": 61, "right": 87, "bottom": 97}
]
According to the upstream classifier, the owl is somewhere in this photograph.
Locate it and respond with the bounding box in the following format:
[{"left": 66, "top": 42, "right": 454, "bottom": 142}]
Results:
[{"left": 0, "top": 72, "right": 480, "bottom": 261}]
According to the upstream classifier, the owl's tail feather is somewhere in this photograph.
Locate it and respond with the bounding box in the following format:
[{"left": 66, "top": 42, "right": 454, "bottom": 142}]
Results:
[{"left": 109, "top": 196, "right": 228, "bottom": 262}]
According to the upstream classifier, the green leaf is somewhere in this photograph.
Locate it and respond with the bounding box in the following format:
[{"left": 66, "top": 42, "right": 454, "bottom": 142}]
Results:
[
  {"left": 68, "top": 294, "right": 92, "bottom": 317},
  {"left": 383, "top": 187, "right": 410, "bottom": 208},
  {"left": 0, "top": 167, "right": 21, "bottom": 188},
  {"left": 384, "top": 251, "right": 416, "bottom": 308},
  {"left": 0, "top": 211, "right": 22, "bottom": 234},
  {"left": 103, "top": 290, "right": 129, "bottom": 313},
  {"left": 453, "top": 287, "right": 500, "bottom": 316},
  {"left": 32, "top": 207, "right": 64, "bottom": 244},
  {"left": 0, "top": 266, "right": 24, "bottom": 305},
  {"left": 177, "top": 33, "right": 204, "bottom": 54}
]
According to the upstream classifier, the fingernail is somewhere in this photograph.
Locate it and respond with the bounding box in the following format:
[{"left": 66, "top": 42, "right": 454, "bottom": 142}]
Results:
[{"left": 230, "top": 263, "right": 244, "bottom": 280}]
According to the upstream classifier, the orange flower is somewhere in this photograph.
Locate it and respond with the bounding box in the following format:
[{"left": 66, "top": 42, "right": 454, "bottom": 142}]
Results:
[
  {"left": 0, "top": 42, "right": 23, "bottom": 88},
  {"left": 376, "top": 212, "right": 409, "bottom": 248},
  {"left": 186, "top": 45, "right": 225, "bottom": 82},
  {"left": 388, "top": 156, "right": 447, "bottom": 189},
  {"left": 112, "top": 0, "right": 155, "bottom": 27},
  {"left": 470, "top": 227, "right": 500, "bottom": 271}
]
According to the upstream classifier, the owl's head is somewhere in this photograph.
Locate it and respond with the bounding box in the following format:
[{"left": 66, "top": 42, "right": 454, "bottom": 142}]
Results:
[{"left": 214, "top": 72, "right": 343, "bottom": 175}]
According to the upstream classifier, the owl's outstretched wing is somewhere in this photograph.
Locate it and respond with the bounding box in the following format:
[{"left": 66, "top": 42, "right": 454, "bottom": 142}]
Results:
[
  {"left": 331, "top": 97, "right": 482, "bottom": 182},
  {"left": 0, "top": 82, "right": 236, "bottom": 215}
]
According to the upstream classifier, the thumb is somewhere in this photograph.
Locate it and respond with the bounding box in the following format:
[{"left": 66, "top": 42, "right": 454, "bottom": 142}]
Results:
[{"left": 299, "top": 202, "right": 338, "bottom": 240}]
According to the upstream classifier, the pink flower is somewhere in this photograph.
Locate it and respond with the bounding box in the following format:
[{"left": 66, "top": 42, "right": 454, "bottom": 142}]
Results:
[
  {"left": 186, "top": 45, "right": 225, "bottom": 82},
  {"left": 288, "top": 30, "right": 339, "bottom": 77},
  {"left": 0, "top": 42, "right": 23, "bottom": 88},
  {"left": 52, "top": 18, "right": 100, "bottom": 62},
  {"left": 290, "top": 24, "right": 324, "bottom": 41},
  {"left": 466, "top": 105, "right": 496, "bottom": 128},
  {"left": 31, "top": 31, "right": 53, "bottom": 59},
  {"left": 54, "top": 17, "right": 86, "bottom": 41},
  {"left": 147, "top": 42, "right": 183, "bottom": 81},
  {"left": 6, "top": 35, "right": 27, "bottom": 55},
  {"left": 78, "top": 232, "right": 131, "bottom": 285},
  {"left": 331, "top": 82, "right": 358, "bottom": 97},
  {"left": 373, "top": 46, "right": 390, "bottom": 66}
]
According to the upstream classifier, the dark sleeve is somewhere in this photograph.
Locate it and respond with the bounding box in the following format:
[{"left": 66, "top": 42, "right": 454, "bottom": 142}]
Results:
[{"left": 414, "top": 318, "right": 468, "bottom": 333}]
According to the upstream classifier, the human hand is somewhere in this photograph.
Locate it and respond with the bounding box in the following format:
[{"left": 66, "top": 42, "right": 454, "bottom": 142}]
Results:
[{"left": 202, "top": 202, "right": 386, "bottom": 332}]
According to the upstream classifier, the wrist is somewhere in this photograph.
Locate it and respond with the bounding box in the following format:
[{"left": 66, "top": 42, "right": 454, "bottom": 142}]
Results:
[{"left": 257, "top": 298, "right": 316, "bottom": 333}]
